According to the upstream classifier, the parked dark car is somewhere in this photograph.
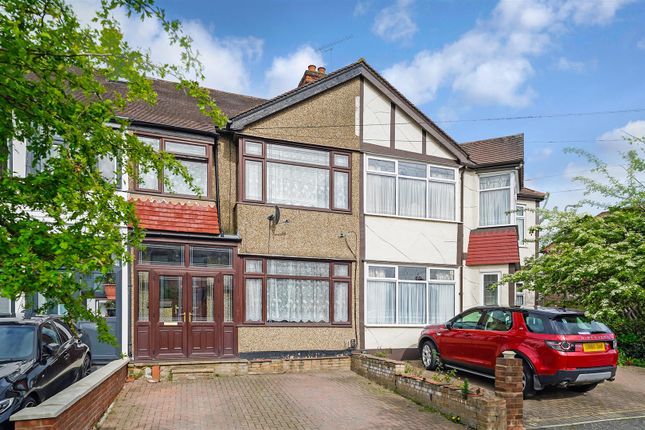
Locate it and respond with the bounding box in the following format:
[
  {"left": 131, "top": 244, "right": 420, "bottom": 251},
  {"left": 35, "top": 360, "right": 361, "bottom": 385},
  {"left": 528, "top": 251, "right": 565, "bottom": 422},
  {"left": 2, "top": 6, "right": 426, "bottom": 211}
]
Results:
[
  {"left": 0, "top": 316, "right": 91, "bottom": 427},
  {"left": 418, "top": 306, "right": 618, "bottom": 397}
]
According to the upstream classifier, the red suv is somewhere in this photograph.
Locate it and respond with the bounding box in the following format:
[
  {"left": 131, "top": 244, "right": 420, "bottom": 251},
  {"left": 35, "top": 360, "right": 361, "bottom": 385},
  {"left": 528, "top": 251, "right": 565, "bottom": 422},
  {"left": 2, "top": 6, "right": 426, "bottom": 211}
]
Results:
[{"left": 418, "top": 306, "right": 618, "bottom": 396}]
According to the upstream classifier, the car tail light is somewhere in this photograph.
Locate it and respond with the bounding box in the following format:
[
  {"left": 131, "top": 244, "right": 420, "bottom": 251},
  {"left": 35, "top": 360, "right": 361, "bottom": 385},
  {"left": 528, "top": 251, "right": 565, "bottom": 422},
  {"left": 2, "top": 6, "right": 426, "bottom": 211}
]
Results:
[{"left": 545, "top": 340, "right": 576, "bottom": 352}]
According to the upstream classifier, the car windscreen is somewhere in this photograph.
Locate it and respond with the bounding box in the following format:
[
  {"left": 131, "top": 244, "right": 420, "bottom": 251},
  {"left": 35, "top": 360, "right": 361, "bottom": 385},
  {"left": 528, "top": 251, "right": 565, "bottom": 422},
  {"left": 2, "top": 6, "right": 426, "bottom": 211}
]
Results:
[
  {"left": 0, "top": 325, "right": 36, "bottom": 361},
  {"left": 550, "top": 314, "right": 612, "bottom": 335}
]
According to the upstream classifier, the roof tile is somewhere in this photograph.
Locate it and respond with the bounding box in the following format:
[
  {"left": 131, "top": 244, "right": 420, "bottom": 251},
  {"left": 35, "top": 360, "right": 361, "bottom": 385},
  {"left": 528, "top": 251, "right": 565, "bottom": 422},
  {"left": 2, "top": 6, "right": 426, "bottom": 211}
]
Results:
[{"left": 466, "top": 226, "right": 520, "bottom": 266}]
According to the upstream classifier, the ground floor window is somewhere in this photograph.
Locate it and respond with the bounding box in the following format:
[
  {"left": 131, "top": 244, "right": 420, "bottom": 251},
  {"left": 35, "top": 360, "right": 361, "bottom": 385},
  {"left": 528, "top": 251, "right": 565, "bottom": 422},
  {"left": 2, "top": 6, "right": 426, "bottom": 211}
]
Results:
[
  {"left": 515, "top": 282, "right": 525, "bottom": 306},
  {"left": 366, "top": 265, "right": 455, "bottom": 325},
  {"left": 0, "top": 297, "right": 13, "bottom": 316},
  {"left": 482, "top": 273, "right": 500, "bottom": 306},
  {"left": 243, "top": 258, "right": 351, "bottom": 325}
]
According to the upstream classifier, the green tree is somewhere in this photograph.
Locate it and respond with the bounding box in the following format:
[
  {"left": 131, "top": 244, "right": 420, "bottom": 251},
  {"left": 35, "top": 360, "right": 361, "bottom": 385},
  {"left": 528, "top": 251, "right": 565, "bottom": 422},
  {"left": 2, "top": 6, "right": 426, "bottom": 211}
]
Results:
[
  {"left": 505, "top": 138, "right": 645, "bottom": 358},
  {"left": 0, "top": 0, "right": 226, "bottom": 341}
]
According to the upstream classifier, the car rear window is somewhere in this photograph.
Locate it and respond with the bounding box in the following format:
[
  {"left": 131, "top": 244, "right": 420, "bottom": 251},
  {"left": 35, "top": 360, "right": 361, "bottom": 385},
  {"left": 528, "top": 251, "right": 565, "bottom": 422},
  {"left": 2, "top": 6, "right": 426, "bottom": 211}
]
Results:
[{"left": 551, "top": 314, "right": 612, "bottom": 335}]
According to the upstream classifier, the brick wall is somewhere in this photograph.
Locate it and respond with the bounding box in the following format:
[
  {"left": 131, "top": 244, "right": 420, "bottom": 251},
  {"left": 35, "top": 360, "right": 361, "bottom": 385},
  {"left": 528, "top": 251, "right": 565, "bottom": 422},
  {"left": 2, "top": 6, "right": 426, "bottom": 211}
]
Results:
[
  {"left": 12, "top": 359, "right": 128, "bottom": 430},
  {"left": 350, "top": 353, "right": 510, "bottom": 429},
  {"left": 495, "top": 356, "right": 524, "bottom": 429}
]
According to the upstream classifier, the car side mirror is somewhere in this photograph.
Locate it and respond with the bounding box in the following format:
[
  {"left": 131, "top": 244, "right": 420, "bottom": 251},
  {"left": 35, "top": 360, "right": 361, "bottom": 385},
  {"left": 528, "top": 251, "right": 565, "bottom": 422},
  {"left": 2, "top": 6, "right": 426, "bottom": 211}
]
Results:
[
  {"left": 445, "top": 322, "right": 453, "bottom": 330},
  {"left": 42, "top": 343, "right": 60, "bottom": 358}
]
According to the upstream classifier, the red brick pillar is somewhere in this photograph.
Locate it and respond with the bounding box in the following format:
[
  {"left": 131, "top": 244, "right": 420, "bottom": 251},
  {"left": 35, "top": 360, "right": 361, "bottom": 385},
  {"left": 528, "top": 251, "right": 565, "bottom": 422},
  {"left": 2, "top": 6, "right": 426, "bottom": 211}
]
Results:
[{"left": 495, "top": 352, "right": 524, "bottom": 429}]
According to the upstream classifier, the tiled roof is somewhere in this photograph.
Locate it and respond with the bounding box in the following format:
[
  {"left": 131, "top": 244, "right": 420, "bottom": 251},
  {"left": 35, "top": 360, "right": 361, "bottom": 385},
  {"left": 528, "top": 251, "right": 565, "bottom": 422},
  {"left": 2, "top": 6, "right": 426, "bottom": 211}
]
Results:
[
  {"left": 518, "top": 187, "right": 547, "bottom": 200},
  {"left": 107, "top": 79, "right": 266, "bottom": 134},
  {"left": 460, "top": 134, "right": 524, "bottom": 166},
  {"left": 133, "top": 199, "right": 220, "bottom": 234},
  {"left": 466, "top": 226, "right": 520, "bottom": 266}
]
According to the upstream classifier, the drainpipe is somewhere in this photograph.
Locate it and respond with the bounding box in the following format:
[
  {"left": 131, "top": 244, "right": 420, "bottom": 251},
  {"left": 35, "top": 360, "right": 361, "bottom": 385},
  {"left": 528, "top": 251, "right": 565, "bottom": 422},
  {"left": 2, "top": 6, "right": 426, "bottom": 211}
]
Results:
[
  {"left": 213, "top": 130, "right": 223, "bottom": 236},
  {"left": 459, "top": 167, "right": 465, "bottom": 313}
]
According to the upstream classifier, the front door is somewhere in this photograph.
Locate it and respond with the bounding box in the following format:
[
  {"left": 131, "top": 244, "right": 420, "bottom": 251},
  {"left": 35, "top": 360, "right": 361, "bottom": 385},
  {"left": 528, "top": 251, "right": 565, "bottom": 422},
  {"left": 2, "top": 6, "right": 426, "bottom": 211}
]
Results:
[{"left": 150, "top": 272, "right": 232, "bottom": 359}]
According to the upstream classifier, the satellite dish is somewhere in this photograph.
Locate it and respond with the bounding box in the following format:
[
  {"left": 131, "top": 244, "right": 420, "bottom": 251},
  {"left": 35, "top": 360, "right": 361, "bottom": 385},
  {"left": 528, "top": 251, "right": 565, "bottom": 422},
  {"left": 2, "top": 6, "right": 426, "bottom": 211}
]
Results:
[{"left": 267, "top": 205, "right": 281, "bottom": 225}]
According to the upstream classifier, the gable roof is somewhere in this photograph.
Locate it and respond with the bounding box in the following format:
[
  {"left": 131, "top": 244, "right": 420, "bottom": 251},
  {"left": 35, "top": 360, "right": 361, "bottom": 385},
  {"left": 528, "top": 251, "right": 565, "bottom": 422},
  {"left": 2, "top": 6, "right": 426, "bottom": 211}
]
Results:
[
  {"left": 107, "top": 79, "right": 265, "bottom": 134},
  {"left": 460, "top": 134, "right": 524, "bottom": 167},
  {"left": 466, "top": 226, "right": 520, "bottom": 266},
  {"left": 228, "top": 59, "right": 470, "bottom": 164}
]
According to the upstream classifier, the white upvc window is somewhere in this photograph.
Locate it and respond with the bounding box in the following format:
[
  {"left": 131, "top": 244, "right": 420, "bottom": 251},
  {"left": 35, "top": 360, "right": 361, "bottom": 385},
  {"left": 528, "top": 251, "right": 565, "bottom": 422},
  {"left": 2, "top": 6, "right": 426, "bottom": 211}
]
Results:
[
  {"left": 516, "top": 204, "right": 526, "bottom": 245},
  {"left": 479, "top": 172, "right": 516, "bottom": 227},
  {"left": 481, "top": 272, "right": 501, "bottom": 306},
  {"left": 515, "top": 282, "right": 525, "bottom": 306},
  {"left": 365, "top": 264, "right": 456, "bottom": 326},
  {"left": 365, "top": 156, "right": 457, "bottom": 221}
]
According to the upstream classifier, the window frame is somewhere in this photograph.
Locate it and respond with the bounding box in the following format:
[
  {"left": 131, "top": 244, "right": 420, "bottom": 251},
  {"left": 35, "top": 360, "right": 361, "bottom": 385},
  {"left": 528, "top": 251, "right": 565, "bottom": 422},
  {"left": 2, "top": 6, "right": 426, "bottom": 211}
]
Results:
[
  {"left": 364, "top": 155, "right": 458, "bottom": 222},
  {"left": 515, "top": 282, "right": 525, "bottom": 306},
  {"left": 241, "top": 257, "right": 352, "bottom": 326},
  {"left": 516, "top": 204, "right": 526, "bottom": 246},
  {"left": 478, "top": 171, "right": 516, "bottom": 228},
  {"left": 239, "top": 137, "right": 352, "bottom": 213},
  {"left": 481, "top": 272, "right": 502, "bottom": 306},
  {"left": 365, "top": 264, "right": 457, "bottom": 327},
  {"left": 133, "top": 133, "right": 212, "bottom": 199}
]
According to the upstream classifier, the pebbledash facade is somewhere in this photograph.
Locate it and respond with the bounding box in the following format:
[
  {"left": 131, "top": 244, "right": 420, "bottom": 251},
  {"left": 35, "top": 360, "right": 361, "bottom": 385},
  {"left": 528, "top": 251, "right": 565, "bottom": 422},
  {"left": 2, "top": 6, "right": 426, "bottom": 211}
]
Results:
[{"left": 3, "top": 60, "right": 544, "bottom": 361}]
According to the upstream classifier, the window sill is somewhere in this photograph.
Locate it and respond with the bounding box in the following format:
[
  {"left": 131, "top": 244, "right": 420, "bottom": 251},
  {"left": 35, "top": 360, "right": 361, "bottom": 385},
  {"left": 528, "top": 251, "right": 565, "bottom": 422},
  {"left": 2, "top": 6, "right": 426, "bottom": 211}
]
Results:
[
  {"left": 238, "top": 200, "right": 353, "bottom": 215},
  {"left": 365, "top": 213, "right": 461, "bottom": 224}
]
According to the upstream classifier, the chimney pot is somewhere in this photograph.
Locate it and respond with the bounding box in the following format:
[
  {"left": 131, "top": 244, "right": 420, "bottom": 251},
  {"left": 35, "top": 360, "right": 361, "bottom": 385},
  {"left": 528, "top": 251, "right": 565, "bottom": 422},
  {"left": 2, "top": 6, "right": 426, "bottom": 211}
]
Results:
[
  {"left": 318, "top": 66, "right": 326, "bottom": 74},
  {"left": 308, "top": 64, "right": 316, "bottom": 71}
]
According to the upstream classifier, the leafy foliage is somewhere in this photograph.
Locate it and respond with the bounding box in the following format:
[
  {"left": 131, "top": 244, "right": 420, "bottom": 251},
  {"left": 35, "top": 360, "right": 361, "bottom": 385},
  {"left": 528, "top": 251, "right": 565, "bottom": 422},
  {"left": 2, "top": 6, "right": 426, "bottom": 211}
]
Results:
[
  {"left": 504, "top": 138, "right": 645, "bottom": 358},
  {"left": 0, "top": 0, "right": 225, "bottom": 342}
]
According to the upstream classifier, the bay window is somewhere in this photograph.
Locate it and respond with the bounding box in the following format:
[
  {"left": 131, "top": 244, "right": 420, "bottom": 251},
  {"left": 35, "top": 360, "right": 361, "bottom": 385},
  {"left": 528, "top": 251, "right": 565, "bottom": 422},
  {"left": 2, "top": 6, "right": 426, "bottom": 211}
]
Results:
[
  {"left": 366, "top": 265, "right": 455, "bottom": 325},
  {"left": 365, "top": 156, "right": 456, "bottom": 221},
  {"left": 136, "top": 135, "right": 210, "bottom": 197},
  {"left": 243, "top": 258, "right": 351, "bottom": 324},
  {"left": 479, "top": 173, "right": 513, "bottom": 226},
  {"left": 241, "top": 139, "right": 351, "bottom": 212}
]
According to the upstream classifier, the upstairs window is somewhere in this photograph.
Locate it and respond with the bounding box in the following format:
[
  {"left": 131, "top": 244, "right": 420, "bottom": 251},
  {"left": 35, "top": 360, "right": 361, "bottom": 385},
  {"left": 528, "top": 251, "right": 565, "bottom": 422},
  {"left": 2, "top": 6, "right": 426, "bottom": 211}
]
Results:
[
  {"left": 135, "top": 135, "right": 210, "bottom": 197},
  {"left": 479, "top": 173, "right": 512, "bottom": 226},
  {"left": 241, "top": 139, "right": 350, "bottom": 212},
  {"left": 516, "top": 204, "right": 526, "bottom": 244},
  {"left": 365, "top": 156, "right": 456, "bottom": 221}
]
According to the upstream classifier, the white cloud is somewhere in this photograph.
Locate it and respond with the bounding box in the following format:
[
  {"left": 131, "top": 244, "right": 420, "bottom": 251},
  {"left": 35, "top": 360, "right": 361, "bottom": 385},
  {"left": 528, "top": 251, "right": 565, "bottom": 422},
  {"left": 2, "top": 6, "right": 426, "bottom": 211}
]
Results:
[
  {"left": 555, "top": 57, "right": 588, "bottom": 73},
  {"left": 372, "top": 0, "right": 417, "bottom": 43},
  {"left": 354, "top": 0, "right": 371, "bottom": 16},
  {"left": 383, "top": 0, "right": 632, "bottom": 107},
  {"left": 529, "top": 147, "right": 553, "bottom": 161},
  {"left": 597, "top": 120, "right": 645, "bottom": 152},
  {"left": 69, "top": 0, "right": 262, "bottom": 94},
  {"left": 264, "top": 46, "right": 324, "bottom": 97}
]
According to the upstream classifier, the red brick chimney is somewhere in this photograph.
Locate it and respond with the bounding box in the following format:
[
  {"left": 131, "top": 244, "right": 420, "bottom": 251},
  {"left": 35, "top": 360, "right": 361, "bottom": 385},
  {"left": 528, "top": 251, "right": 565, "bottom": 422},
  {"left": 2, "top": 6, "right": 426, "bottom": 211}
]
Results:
[{"left": 298, "top": 64, "right": 326, "bottom": 88}]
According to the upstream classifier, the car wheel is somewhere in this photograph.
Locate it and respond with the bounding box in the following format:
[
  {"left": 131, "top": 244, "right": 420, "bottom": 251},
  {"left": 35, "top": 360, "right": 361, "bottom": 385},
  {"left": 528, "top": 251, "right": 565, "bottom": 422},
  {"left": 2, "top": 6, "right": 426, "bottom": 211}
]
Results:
[
  {"left": 22, "top": 396, "right": 38, "bottom": 409},
  {"left": 421, "top": 341, "right": 440, "bottom": 370},
  {"left": 79, "top": 355, "right": 92, "bottom": 380},
  {"left": 522, "top": 361, "right": 536, "bottom": 398},
  {"left": 569, "top": 383, "right": 598, "bottom": 393}
]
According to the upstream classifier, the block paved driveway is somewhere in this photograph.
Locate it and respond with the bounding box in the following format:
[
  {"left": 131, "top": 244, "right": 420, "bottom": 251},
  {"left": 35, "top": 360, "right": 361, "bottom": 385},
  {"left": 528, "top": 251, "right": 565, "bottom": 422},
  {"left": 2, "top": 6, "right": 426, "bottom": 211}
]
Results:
[{"left": 98, "top": 371, "right": 461, "bottom": 430}]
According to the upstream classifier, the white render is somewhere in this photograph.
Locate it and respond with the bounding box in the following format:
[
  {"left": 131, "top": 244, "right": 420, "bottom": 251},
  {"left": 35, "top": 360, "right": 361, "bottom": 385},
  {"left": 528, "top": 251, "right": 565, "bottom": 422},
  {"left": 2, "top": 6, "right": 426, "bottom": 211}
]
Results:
[
  {"left": 394, "top": 108, "right": 422, "bottom": 154},
  {"left": 362, "top": 81, "right": 391, "bottom": 147}
]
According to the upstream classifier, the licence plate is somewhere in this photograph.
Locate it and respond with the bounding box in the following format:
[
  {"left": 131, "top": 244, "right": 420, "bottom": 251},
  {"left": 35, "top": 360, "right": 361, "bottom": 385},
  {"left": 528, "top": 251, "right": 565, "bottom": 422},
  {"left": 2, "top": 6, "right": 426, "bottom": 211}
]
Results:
[{"left": 583, "top": 342, "right": 606, "bottom": 352}]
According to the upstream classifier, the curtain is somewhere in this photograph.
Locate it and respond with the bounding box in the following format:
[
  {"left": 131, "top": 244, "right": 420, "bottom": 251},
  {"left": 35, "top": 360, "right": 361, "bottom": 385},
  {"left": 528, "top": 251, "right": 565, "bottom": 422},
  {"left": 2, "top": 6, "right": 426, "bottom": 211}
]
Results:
[
  {"left": 398, "top": 178, "right": 426, "bottom": 217},
  {"left": 267, "top": 162, "right": 329, "bottom": 208},
  {"left": 480, "top": 188, "right": 510, "bottom": 226},
  {"left": 245, "top": 279, "right": 262, "bottom": 322},
  {"left": 398, "top": 282, "right": 426, "bottom": 324},
  {"left": 517, "top": 217, "right": 525, "bottom": 244},
  {"left": 0, "top": 297, "right": 11, "bottom": 315},
  {"left": 368, "top": 265, "right": 395, "bottom": 278},
  {"left": 267, "top": 279, "right": 329, "bottom": 323},
  {"left": 245, "top": 259, "right": 263, "bottom": 273},
  {"left": 480, "top": 174, "right": 510, "bottom": 189},
  {"left": 165, "top": 159, "right": 207, "bottom": 195},
  {"left": 428, "top": 181, "right": 455, "bottom": 220},
  {"left": 366, "top": 281, "right": 395, "bottom": 324},
  {"left": 429, "top": 283, "right": 455, "bottom": 324},
  {"left": 334, "top": 171, "right": 349, "bottom": 210},
  {"left": 334, "top": 282, "right": 349, "bottom": 323},
  {"left": 267, "top": 260, "right": 329, "bottom": 277},
  {"left": 483, "top": 274, "right": 499, "bottom": 305},
  {"left": 244, "top": 160, "right": 262, "bottom": 200},
  {"left": 366, "top": 174, "right": 395, "bottom": 215}
]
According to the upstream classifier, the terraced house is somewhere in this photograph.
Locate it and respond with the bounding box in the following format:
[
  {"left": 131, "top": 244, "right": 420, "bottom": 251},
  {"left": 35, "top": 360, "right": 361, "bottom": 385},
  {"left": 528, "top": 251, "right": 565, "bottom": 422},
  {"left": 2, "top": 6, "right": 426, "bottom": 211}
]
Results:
[{"left": 7, "top": 59, "right": 545, "bottom": 362}]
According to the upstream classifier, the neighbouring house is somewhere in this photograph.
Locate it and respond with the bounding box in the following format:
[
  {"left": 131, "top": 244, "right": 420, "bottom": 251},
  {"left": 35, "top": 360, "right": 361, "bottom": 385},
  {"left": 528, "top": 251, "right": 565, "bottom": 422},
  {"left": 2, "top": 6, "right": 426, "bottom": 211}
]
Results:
[{"left": 5, "top": 59, "right": 544, "bottom": 362}]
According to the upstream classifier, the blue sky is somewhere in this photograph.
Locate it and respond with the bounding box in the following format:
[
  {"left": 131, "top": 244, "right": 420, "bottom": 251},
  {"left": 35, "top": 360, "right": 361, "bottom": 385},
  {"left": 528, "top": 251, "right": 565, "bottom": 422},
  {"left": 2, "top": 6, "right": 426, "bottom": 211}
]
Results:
[{"left": 74, "top": 0, "right": 645, "bottom": 210}]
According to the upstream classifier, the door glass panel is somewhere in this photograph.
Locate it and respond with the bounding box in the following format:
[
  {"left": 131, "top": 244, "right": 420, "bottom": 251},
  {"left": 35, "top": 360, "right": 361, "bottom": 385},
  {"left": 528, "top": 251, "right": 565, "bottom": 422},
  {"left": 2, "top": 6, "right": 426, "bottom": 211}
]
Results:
[
  {"left": 223, "top": 275, "right": 233, "bottom": 323},
  {"left": 138, "top": 272, "right": 149, "bottom": 321},
  {"left": 159, "top": 276, "right": 183, "bottom": 323},
  {"left": 192, "top": 277, "right": 214, "bottom": 322}
]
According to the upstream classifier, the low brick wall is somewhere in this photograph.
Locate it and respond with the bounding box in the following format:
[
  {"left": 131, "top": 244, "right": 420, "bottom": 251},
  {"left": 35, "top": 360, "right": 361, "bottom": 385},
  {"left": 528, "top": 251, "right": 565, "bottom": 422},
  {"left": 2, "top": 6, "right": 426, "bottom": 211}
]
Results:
[
  {"left": 351, "top": 353, "right": 508, "bottom": 429},
  {"left": 11, "top": 358, "right": 129, "bottom": 430}
]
